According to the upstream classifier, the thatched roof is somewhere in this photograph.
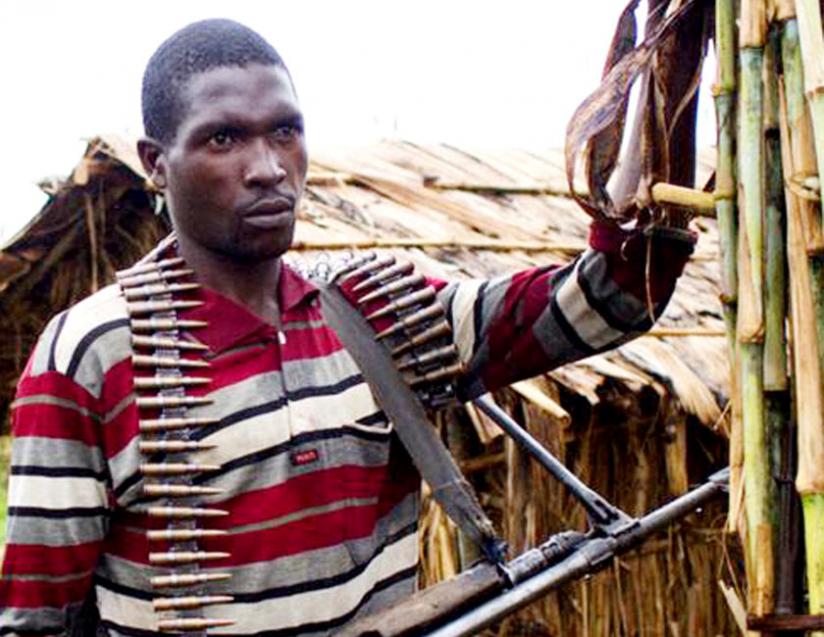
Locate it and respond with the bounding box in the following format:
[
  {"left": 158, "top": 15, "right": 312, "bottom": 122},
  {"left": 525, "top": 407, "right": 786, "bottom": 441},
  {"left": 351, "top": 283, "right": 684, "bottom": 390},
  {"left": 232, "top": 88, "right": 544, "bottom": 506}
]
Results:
[
  {"left": 0, "top": 136, "right": 734, "bottom": 635},
  {"left": 0, "top": 135, "right": 727, "bottom": 425}
]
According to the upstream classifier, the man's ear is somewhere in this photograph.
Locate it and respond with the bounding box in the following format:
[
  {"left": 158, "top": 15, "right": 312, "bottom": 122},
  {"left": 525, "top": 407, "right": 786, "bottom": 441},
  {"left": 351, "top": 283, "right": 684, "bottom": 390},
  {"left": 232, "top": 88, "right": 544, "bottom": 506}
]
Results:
[{"left": 137, "top": 137, "right": 168, "bottom": 190}]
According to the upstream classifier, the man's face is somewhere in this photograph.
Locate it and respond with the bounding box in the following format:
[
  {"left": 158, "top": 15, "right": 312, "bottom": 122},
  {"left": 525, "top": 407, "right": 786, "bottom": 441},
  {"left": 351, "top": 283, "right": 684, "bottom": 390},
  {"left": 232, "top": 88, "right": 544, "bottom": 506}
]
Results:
[{"left": 151, "top": 63, "right": 308, "bottom": 263}]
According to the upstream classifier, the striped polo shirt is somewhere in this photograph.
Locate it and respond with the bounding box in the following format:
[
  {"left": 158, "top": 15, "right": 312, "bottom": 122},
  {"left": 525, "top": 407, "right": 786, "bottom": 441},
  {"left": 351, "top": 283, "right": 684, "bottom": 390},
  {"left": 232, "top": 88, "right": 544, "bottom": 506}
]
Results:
[{"left": 0, "top": 222, "right": 694, "bottom": 636}]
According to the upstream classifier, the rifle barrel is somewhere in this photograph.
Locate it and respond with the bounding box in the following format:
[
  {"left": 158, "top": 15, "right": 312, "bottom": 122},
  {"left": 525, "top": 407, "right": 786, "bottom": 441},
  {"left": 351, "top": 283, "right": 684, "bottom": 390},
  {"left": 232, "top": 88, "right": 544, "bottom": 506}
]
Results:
[{"left": 425, "top": 468, "right": 729, "bottom": 637}]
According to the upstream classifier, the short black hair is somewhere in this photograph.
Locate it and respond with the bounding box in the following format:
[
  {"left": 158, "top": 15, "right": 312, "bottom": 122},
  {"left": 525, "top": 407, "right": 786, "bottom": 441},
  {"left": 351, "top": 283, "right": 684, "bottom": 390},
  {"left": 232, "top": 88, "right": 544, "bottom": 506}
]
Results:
[{"left": 142, "top": 18, "right": 286, "bottom": 143}]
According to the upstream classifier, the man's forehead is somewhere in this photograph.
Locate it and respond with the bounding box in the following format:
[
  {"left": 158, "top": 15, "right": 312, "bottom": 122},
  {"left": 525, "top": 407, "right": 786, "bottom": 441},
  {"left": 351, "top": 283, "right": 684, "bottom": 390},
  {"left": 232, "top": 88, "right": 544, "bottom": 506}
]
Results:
[{"left": 182, "top": 63, "right": 295, "bottom": 104}]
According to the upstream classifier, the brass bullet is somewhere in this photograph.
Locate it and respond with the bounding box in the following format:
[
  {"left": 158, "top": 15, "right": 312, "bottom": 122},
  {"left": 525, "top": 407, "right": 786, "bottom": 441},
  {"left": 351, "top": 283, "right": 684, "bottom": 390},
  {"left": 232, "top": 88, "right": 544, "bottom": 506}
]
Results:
[
  {"left": 151, "top": 572, "right": 232, "bottom": 588},
  {"left": 352, "top": 261, "right": 414, "bottom": 293},
  {"left": 328, "top": 252, "right": 376, "bottom": 282},
  {"left": 134, "top": 376, "right": 211, "bottom": 390},
  {"left": 116, "top": 257, "right": 185, "bottom": 279},
  {"left": 406, "top": 362, "right": 465, "bottom": 387},
  {"left": 122, "top": 282, "right": 201, "bottom": 300},
  {"left": 358, "top": 273, "right": 426, "bottom": 304},
  {"left": 130, "top": 318, "right": 208, "bottom": 332},
  {"left": 138, "top": 440, "right": 216, "bottom": 454},
  {"left": 149, "top": 551, "right": 230, "bottom": 565},
  {"left": 118, "top": 268, "right": 195, "bottom": 289},
  {"left": 157, "top": 618, "right": 235, "bottom": 632},
  {"left": 339, "top": 255, "right": 395, "bottom": 284},
  {"left": 132, "top": 335, "right": 209, "bottom": 351},
  {"left": 140, "top": 463, "right": 220, "bottom": 476},
  {"left": 365, "top": 287, "right": 436, "bottom": 321},
  {"left": 126, "top": 300, "right": 203, "bottom": 316},
  {"left": 397, "top": 344, "right": 460, "bottom": 372},
  {"left": 135, "top": 395, "right": 213, "bottom": 410},
  {"left": 147, "top": 528, "right": 227, "bottom": 541},
  {"left": 146, "top": 505, "right": 228, "bottom": 518},
  {"left": 139, "top": 417, "right": 219, "bottom": 433},
  {"left": 374, "top": 304, "right": 444, "bottom": 340},
  {"left": 391, "top": 321, "right": 452, "bottom": 357},
  {"left": 132, "top": 355, "right": 210, "bottom": 369},
  {"left": 153, "top": 595, "right": 234, "bottom": 611},
  {"left": 143, "top": 484, "right": 224, "bottom": 497}
]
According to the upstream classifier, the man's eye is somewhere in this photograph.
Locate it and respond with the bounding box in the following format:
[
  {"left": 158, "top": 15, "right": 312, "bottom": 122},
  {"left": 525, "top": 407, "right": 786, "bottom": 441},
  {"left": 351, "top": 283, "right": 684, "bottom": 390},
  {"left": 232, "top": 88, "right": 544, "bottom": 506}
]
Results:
[
  {"left": 209, "top": 131, "right": 236, "bottom": 148},
  {"left": 272, "top": 126, "right": 299, "bottom": 142}
]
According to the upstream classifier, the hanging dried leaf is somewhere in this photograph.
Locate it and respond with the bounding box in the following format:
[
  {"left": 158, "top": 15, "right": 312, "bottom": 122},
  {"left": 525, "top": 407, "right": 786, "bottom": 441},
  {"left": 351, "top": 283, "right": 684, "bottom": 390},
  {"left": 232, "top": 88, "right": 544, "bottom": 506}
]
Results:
[
  {"left": 585, "top": 0, "right": 641, "bottom": 212},
  {"left": 564, "top": 0, "right": 701, "bottom": 222}
]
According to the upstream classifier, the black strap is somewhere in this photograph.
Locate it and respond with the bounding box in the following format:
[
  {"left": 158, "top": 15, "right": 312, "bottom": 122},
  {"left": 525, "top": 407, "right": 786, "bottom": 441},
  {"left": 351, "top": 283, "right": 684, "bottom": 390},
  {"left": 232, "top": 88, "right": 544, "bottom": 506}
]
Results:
[{"left": 318, "top": 283, "right": 505, "bottom": 563}]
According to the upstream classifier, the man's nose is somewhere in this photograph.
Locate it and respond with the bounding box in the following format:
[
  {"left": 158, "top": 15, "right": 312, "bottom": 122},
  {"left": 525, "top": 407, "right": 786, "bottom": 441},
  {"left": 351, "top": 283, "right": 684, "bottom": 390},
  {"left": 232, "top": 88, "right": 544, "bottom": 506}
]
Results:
[{"left": 243, "top": 138, "right": 287, "bottom": 188}]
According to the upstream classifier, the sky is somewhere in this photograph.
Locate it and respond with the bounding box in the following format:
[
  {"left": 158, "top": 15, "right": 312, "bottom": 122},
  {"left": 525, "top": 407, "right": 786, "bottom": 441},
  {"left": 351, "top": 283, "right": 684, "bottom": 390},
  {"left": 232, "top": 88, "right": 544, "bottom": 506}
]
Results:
[{"left": 0, "top": 0, "right": 717, "bottom": 241}]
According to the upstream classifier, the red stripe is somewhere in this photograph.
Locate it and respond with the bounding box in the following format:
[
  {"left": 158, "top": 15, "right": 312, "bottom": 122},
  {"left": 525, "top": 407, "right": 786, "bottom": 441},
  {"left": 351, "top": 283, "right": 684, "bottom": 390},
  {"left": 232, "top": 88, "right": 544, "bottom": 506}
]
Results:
[
  {"left": 14, "top": 371, "right": 98, "bottom": 407},
  {"left": 212, "top": 464, "right": 395, "bottom": 529},
  {"left": 12, "top": 403, "right": 100, "bottom": 446},
  {"left": 0, "top": 573, "right": 92, "bottom": 608},
  {"left": 98, "top": 357, "right": 135, "bottom": 414},
  {"left": 280, "top": 325, "right": 345, "bottom": 362},
  {"left": 482, "top": 268, "right": 554, "bottom": 390},
  {"left": 2, "top": 541, "right": 102, "bottom": 577}
]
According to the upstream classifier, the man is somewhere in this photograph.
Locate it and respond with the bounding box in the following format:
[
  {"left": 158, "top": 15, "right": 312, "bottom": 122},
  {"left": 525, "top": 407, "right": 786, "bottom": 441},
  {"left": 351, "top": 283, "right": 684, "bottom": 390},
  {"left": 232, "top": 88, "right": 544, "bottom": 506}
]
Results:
[{"left": 0, "top": 19, "right": 695, "bottom": 637}]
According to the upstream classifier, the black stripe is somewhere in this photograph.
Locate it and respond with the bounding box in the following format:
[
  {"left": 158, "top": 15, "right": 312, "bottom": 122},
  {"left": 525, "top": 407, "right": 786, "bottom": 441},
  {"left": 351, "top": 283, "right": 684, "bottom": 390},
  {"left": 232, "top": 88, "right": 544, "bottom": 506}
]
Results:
[
  {"left": 232, "top": 522, "right": 417, "bottom": 602},
  {"left": 8, "top": 506, "right": 108, "bottom": 518},
  {"left": 471, "top": 281, "right": 489, "bottom": 358},
  {"left": 356, "top": 409, "right": 388, "bottom": 427},
  {"left": 48, "top": 311, "right": 70, "bottom": 371},
  {"left": 236, "top": 566, "right": 418, "bottom": 637},
  {"left": 11, "top": 465, "right": 108, "bottom": 480},
  {"left": 97, "top": 566, "right": 417, "bottom": 637},
  {"left": 187, "top": 373, "right": 365, "bottom": 441},
  {"left": 549, "top": 296, "right": 595, "bottom": 356},
  {"left": 66, "top": 318, "right": 130, "bottom": 380},
  {"left": 115, "top": 425, "right": 393, "bottom": 498},
  {"left": 575, "top": 262, "right": 654, "bottom": 333}
]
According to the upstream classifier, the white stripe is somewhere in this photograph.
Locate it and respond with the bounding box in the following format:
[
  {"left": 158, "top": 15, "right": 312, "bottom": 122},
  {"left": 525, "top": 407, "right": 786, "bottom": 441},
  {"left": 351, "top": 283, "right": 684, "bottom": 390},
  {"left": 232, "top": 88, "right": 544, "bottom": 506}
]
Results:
[
  {"left": 96, "top": 532, "right": 418, "bottom": 632},
  {"left": 555, "top": 261, "right": 624, "bottom": 349},
  {"left": 8, "top": 475, "right": 106, "bottom": 510},
  {"left": 52, "top": 284, "right": 127, "bottom": 374},
  {"left": 182, "top": 382, "right": 381, "bottom": 469},
  {"left": 450, "top": 279, "right": 486, "bottom": 364}
]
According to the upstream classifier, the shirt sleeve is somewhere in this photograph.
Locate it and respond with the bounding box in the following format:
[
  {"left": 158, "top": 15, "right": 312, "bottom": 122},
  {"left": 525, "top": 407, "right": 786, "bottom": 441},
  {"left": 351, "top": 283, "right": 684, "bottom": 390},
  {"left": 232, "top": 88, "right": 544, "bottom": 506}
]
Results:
[
  {"left": 0, "top": 355, "right": 110, "bottom": 636},
  {"left": 439, "top": 221, "right": 697, "bottom": 399}
]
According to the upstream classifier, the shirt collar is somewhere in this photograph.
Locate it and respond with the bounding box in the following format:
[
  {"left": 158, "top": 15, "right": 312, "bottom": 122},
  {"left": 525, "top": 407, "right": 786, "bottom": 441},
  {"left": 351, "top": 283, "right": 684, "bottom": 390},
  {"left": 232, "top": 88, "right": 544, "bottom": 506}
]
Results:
[{"left": 178, "top": 262, "right": 320, "bottom": 354}]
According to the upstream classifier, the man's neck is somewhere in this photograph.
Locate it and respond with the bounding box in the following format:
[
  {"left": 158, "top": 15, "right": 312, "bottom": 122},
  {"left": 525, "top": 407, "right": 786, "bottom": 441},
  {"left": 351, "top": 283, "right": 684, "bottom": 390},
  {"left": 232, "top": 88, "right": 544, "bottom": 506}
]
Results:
[{"left": 176, "top": 236, "right": 282, "bottom": 326}]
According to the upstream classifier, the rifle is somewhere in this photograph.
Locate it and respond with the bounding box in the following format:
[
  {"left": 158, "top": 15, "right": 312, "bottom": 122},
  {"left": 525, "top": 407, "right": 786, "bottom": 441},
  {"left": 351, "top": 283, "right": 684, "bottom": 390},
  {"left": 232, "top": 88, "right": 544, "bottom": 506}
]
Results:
[{"left": 337, "top": 396, "right": 729, "bottom": 637}]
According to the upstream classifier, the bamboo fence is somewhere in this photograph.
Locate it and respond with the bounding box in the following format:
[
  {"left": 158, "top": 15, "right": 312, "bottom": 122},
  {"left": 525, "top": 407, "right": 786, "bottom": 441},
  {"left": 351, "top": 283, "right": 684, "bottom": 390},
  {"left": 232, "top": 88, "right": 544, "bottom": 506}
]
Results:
[{"left": 721, "top": 0, "right": 824, "bottom": 631}]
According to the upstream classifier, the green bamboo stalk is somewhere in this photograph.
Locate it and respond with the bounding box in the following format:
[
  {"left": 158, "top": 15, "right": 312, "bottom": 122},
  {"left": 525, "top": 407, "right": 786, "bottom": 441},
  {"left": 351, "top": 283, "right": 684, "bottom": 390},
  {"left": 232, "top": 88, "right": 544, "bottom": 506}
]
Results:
[
  {"left": 714, "top": 0, "right": 742, "bottom": 534},
  {"left": 781, "top": 7, "right": 824, "bottom": 628},
  {"left": 805, "top": 494, "right": 824, "bottom": 618},
  {"left": 763, "top": 28, "right": 788, "bottom": 394},
  {"left": 738, "top": 0, "right": 773, "bottom": 618}
]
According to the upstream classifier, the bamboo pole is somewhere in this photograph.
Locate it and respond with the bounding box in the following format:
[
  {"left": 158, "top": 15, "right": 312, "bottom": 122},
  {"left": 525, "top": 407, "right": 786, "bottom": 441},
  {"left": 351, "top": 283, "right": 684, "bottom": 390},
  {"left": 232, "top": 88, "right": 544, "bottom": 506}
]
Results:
[
  {"left": 715, "top": 0, "right": 745, "bottom": 539},
  {"left": 782, "top": 5, "right": 824, "bottom": 626},
  {"left": 763, "top": 28, "right": 789, "bottom": 393},
  {"left": 738, "top": 0, "right": 774, "bottom": 619}
]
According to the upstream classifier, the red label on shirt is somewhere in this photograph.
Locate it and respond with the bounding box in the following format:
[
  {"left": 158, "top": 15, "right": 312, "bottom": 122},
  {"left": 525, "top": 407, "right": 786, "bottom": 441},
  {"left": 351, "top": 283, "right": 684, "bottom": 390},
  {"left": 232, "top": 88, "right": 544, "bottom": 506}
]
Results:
[{"left": 290, "top": 449, "right": 320, "bottom": 466}]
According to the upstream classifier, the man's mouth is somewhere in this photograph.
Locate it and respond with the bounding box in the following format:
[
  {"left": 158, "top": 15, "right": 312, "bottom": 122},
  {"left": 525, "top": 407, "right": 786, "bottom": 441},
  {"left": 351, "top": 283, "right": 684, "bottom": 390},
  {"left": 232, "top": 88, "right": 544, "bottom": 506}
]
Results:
[{"left": 241, "top": 196, "right": 295, "bottom": 229}]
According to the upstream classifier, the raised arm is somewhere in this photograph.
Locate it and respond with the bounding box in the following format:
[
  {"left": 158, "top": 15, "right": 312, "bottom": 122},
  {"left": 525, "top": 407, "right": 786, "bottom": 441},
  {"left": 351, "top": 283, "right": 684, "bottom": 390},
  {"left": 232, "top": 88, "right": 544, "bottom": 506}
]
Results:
[{"left": 439, "top": 222, "right": 696, "bottom": 400}]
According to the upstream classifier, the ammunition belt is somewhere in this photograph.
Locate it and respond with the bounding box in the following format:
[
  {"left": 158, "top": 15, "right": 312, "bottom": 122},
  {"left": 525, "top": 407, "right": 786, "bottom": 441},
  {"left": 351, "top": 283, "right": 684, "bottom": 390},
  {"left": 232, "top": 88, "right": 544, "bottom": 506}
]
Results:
[
  {"left": 117, "top": 253, "right": 232, "bottom": 634},
  {"left": 326, "top": 252, "right": 463, "bottom": 411},
  {"left": 116, "top": 246, "right": 463, "bottom": 632}
]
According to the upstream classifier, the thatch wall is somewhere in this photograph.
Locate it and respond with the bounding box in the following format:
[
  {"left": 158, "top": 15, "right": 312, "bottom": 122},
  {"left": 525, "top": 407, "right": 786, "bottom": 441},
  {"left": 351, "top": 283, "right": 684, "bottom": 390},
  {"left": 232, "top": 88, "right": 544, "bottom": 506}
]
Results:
[{"left": 0, "top": 137, "right": 736, "bottom": 635}]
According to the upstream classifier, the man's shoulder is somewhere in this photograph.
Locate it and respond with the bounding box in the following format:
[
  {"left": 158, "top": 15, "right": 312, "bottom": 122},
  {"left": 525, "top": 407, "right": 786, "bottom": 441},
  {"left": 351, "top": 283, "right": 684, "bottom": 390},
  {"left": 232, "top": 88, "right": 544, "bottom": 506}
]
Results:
[{"left": 27, "top": 283, "right": 131, "bottom": 394}]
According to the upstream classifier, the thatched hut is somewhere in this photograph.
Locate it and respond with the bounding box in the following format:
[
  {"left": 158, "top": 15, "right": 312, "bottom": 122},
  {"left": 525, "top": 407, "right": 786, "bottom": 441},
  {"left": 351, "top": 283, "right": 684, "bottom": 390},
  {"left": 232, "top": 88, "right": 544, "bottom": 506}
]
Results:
[{"left": 0, "top": 136, "right": 736, "bottom": 635}]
